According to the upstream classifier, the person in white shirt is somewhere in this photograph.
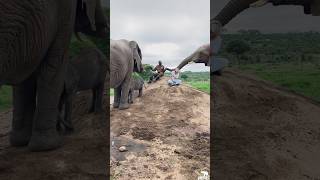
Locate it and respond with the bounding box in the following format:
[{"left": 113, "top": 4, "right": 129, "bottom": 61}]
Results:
[{"left": 167, "top": 68, "right": 181, "bottom": 86}]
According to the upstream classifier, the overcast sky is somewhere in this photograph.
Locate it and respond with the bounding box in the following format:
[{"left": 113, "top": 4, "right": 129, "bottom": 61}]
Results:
[
  {"left": 111, "top": 0, "right": 210, "bottom": 72},
  {"left": 211, "top": 0, "right": 320, "bottom": 33}
]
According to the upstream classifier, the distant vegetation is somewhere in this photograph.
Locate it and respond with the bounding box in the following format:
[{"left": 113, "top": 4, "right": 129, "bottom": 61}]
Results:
[{"left": 221, "top": 30, "right": 320, "bottom": 101}]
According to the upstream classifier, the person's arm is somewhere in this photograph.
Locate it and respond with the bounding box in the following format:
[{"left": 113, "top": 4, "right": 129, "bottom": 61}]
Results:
[{"left": 165, "top": 68, "right": 173, "bottom": 72}]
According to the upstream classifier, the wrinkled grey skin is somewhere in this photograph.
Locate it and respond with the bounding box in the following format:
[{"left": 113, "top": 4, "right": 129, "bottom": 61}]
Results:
[
  {"left": 110, "top": 39, "right": 143, "bottom": 110},
  {"left": 128, "top": 76, "right": 144, "bottom": 104},
  {"left": 58, "top": 47, "right": 107, "bottom": 133},
  {"left": 176, "top": 44, "right": 210, "bottom": 70},
  {"left": 0, "top": 0, "right": 108, "bottom": 151},
  {"left": 212, "top": 0, "right": 318, "bottom": 30}
]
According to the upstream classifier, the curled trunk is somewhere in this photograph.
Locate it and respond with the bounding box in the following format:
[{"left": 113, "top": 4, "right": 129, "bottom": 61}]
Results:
[
  {"left": 177, "top": 44, "right": 210, "bottom": 70},
  {"left": 213, "top": 0, "right": 316, "bottom": 27},
  {"left": 213, "top": 0, "right": 257, "bottom": 26}
]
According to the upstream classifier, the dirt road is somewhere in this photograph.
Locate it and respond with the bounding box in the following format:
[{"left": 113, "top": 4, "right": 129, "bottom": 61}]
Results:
[
  {"left": 0, "top": 92, "right": 108, "bottom": 180},
  {"left": 213, "top": 69, "right": 320, "bottom": 180},
  {"left": 110, "top": 77, "right": 210, "bottom": 179}
]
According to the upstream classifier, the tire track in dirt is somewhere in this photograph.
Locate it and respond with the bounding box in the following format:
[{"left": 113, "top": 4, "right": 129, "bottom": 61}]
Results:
[
  {"left": 213, "top": 69, "right": 320, "bottom": 180},
  {"left": 111, "top": 77, "right": 210, "bottom": 179}
]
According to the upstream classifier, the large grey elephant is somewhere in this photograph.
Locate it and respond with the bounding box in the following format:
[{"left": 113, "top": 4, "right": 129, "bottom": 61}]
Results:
[
  {"left": 58, "top": 47, "right": 107, "bottom": 133},
  {"left": 176, "top": 44, "right": 210, "bottom": 70},
  {"left": 110, "top": 39, "right": 143, "bottom": 110},
  {"left": 0, "top": 0, "right": 108, "bottom": 151},
  {"left": 212, "top": 0, "right": 319, "bottom": 35}
]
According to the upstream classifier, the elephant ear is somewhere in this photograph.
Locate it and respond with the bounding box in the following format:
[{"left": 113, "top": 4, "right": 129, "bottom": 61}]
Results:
[
  {"left": 83, "top": 0, "right": 97, "bottom": 31},
  {"left": 129, "top": 41, "right": 142, "bottom": 72}
]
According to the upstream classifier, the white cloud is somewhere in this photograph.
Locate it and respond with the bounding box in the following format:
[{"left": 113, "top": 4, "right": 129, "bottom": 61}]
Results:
[{"left": 111, "top": 0, "right": 210, "bottom": 72}]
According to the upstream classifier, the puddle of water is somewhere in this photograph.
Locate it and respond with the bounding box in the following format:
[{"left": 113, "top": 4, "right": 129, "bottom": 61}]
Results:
[{"left": 111, "top": 134, "right": 147, "bottom": 161}]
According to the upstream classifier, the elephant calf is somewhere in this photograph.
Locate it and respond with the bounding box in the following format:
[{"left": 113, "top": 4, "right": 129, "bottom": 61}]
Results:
[
  {"left": 128, "top": 76, "right": 145, "bottom": 104},
  {"left": 58, "top": 47, "right": 107, "bottom": 132}
]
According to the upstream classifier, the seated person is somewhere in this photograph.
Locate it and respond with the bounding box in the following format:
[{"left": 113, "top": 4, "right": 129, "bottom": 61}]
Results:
[
  {"left": 148, "top": 61, "right": 167, "bottom": 83},
  {"left": 167, "top": 68, "right": 181, "bottom": 86}
]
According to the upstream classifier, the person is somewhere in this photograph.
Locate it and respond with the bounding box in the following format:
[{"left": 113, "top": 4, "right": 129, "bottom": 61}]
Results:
[
  {"left": 167, "top": 68, "right": 181, "bottom": 86},
  {"left": 148, "top": 61, "right": 167, "bottom": 83}
]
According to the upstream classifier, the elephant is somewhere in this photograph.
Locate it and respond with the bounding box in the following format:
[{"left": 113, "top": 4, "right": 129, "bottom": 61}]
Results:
[
  {"left": 58, "top": 47, "right": 107, "bottom": 133},
  {"left": 0, "top": 0, "right": 108, "bottom": 151},
  {"left": 176, "top": 44, "right": 210, "bottom": 70},
  {"left": 110, "top": 39, "right": 143, "bottom": 110},
  {"left": 128, "top": 76, "right": 145, "bottom": 104},
  {"left": 211, "top": 0, "right": 320, "bottom": 35}
]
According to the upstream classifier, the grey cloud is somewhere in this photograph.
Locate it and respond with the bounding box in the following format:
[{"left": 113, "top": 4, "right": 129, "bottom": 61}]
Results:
[{"left": 111, "top": 0, "right": 210, "bottom": 72}]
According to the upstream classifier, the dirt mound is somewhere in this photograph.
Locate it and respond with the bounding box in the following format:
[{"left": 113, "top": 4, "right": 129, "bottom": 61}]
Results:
[
  {"left": 213, "top": 69, "right": 320, "bottom": 180},
  {"left": 110, "top": 77, "right": 210, "bottom": 179},
  {"left": 0, "top": 91, "right": 108, "bottom": 180}
]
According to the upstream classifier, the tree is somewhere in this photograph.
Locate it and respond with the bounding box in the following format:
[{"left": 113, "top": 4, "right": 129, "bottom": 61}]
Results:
[
  {"left": 139, "top": 64, "right": 154, "bottom": 81},
  {"left": 226, "top": 40, "right": 251, "bottom": 65},
  {"left": 181, "top": 74, "right": 188, "bottom": 80}
]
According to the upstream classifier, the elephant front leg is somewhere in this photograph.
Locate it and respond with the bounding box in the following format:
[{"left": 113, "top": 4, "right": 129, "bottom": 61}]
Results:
[
  {"left": 28, "top": 59, "right": 65, "bottom": 151},
  {"left": 10, "top": 74, "right": 36, "bottom": 146},
  {"left": 91, "top": 84, "right": 104, "bottom": 113},
  {"left": 119, "top": 77, "right": 132, "bottom": 110},
  {"left": 113, "top": 87, "right": 121, "bottom": 108},
  {"left": 63, "top": 93, "right": 74, "bottom": 133},
  {"left": 138, "top": 88, "right": 143, "bottom": 97}
]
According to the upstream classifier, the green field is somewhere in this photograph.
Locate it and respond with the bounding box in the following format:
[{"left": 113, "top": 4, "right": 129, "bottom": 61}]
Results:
[
  {"left": 0, "top": 86, "right": 12, "bottom": 111},
  {"left": 185, "top": 81, "right": 210, "bottom": 94},
  {"left": 239, "top": 63, "right": 320, "bottom": 102}
]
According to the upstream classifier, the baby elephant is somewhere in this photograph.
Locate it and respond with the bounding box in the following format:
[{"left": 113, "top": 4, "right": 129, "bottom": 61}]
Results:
[
  {"left": 128, "top": 76, "right": 145, "bottom": 104},
  {"left": 58, "top": 47, "right": 107, "bottom": 132}
]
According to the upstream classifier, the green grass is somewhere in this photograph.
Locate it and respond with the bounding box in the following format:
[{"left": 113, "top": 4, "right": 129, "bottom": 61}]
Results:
[
  {"left": 239, "top": 63, "right": 320, "bottom": 102},
  {"left": 0, "top": 86, "right": 12, "bottom": 111},
  {"left": 186, "top": 81, "right": 210, "bottom": 94}
]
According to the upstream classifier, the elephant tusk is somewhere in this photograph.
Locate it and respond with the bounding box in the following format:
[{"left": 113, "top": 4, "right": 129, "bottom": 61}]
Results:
[
  {"left": 250, "top": 0, "right": 269, "bottom": 8},
  {"left": 188, "top": 61, "right": 195, "bottom": 64}
]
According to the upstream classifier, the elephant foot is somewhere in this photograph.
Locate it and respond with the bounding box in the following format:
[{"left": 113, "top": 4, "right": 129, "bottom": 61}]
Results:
[
  {"left": 28, "top": 129, "right": 63, "bottom": 151},
  {"left": 9, "top": 129, "right": 32, "bottom": 147},
  {"left": 113, "top": 103, "right": 120, "bottom": 108},
  {"left": 119, "top": 103, "right": 130, "bottom": 110}
]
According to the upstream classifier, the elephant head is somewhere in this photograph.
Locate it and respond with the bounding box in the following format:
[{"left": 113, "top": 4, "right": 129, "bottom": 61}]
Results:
[
  {"left": 75, "top": 0, "right": 108, "bottom": 38},
  {"left": 129, "top": 41, "right": 144, "bottom": 73},
  {"left": 177, "top": 44, "right": 210, "bottom": 70},
  {"left": 213, "top": 0, "right": 316, "bottom": 28}
]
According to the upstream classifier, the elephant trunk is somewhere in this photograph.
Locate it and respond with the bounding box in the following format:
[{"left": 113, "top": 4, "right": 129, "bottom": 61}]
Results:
[
  {"left": 177, "top": 55, "right": 194, "bottom": 70},
  {"left": 213, "top": 0, "right": 258, "bottom": 26}
]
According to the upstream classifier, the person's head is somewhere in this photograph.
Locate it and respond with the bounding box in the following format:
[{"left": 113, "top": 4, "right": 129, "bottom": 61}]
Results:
[{"left": 158, "top": 61, "right": 162, "bottom": 65}]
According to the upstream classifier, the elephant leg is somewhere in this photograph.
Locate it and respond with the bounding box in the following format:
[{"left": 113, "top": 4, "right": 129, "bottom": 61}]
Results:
[
  {"left": 128, "top": 90, "right": 133, "bottom": 104},
  {"left": 10, "top": 74, "right": 36, "bottom": 146},
  {"left": 119, "top": 77, "right": 132, "bottom": 110},
  {"left": 93, "top": 84, "right": 104, "bottom": 113},
  {"left": 56, "top": 91, "right": 66, "bottom": 132},
  {"left": 63, "top": 93, "right": 74, "bottom": 133},
  {"left": 89, "top": 88, "right": 97, "bottom": 113},
  {"left": 113, "top": 87, "right": 121, "bottom": 108},
  {"left": 28, "top": 31, "right": 72, "bottom": 151},
  {"left": 138, "top": 88, "right": 143, "bottom": 97}
]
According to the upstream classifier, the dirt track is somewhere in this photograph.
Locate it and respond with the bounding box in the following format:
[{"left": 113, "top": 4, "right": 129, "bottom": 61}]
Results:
[
  {"left": 0, "top": 92, "right": 108, "bottom": 180},
  {"left": 110, "top": 77, "right": 210, "bottom": 179},
  {"left": 213, "top": 69, "right": 320, "bottom": 180}
]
